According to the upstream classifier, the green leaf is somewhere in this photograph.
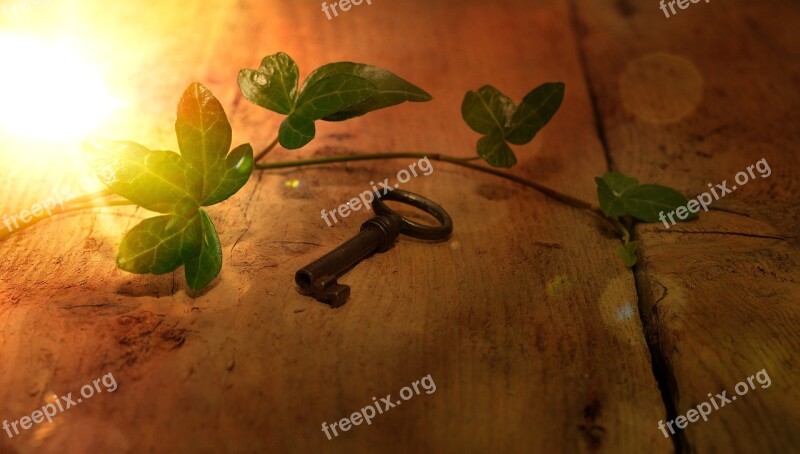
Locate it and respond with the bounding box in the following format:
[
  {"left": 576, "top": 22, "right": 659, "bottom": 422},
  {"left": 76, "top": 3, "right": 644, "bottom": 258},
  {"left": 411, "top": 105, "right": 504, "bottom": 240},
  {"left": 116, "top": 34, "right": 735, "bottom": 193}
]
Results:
[
  {"left": 461, "top": 83, "right": 564, "bottom": 169},
  {"left": 616, "top": 240, "right": 640, "bottom": 267},
  {"left": 183, "top": 210, "right": 222, "bottom": 291},
  {"left": 595, "top": 172, "right": 639, "bottom": 218},
  {"left": 295, "top": 74, "right": 378, "bottom": 119},
  {"left": 477, "top": 132, "right": 516, "bottom": 168},
  {"left": 117, "top": 214, "right": 195, "bottom": 275},
  {"left": 624, "top": 184, "right": 695, "bottom": 223},
  {"left": 602, "top": 172, "right": 639, "bottom": 196},
  {"left": 201, "top": 143, "right": 254, "bottom": 206},
  {"left": 116, "top": 209, "right": 223, "bottom": 290},
  {"left": 461, "top": 85, "right": 518, "bottom": 168},
  {"left": 595, "top": 178, "right": 627, "bottom": 218},
  {"left": 84, "top": 140, "right": 200, "bottom": 213},
  {"left": 594, "top": 171, "right": 696, "bottom": 228},
  {"left": 87, "top": 82, "right": 251, "bottom": 292},
  {"left": 299, "top": 62, "right": 432, "bottom": 121},
  {"left": 461, "top": 85, "right": 516, "bottom": 136},
  {"left": 278, "top": 115, "right": 316, "bottom": 150},
  {"left": 237, "top": 52, "right": 299, "bottom": 115},
  {"left": 505, "top": 83, "right": 565, "bottom": 145},
  {"left": 279, "top": 74, "right": 377, "bottom": 149},
  {"left": 176, "top": 82, "right": 233, "bottom": 199}
]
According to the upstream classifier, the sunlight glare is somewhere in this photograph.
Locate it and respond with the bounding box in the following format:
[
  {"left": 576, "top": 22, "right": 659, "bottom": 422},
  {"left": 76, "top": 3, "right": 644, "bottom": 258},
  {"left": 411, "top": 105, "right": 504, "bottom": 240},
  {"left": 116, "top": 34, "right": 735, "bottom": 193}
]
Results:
[{"left": 0, "top": 34, "right": 120, "bottom": 141}]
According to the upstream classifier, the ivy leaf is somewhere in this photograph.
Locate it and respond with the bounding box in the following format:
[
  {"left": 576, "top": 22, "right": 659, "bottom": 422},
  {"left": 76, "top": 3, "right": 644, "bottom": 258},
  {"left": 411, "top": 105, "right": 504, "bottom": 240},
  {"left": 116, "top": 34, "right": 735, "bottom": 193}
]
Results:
[
  {"left": 461, "top": 85, "right": 518, "bottom": 168},
  {"left": 237, "top": 52, "right": 299, "bottom": 115},
  {"left": 294, "top": 74, "right": 377, "bottom": 120},
  {"left": 239, "top": 55, "right": 432, "bottom": 149},
  {"left": 279, "top": 74, "right": 377, "bottom": 149},
  {"left": 595, "top": 172, "right": 639, "bottom": 218},
  {"left": 117, "top": 209, "right": 222, "bottom": 291},
  {"left": 596, "top": 178, "right": 625, "bottom": 218},
  {"left": 461, "top": 83, "right": 564, "bottom": 168},
  {"left": 86, "top": 82, "right": 251, "bottom": 292},
  {"left": 461, "top": 85, "right": 516, "bottom": 136},
  {"left": 602, "top": 172, "right": 639, "bottom": 196},
  {"left": 594, "top": 171, "right": 696, "bottom": 228},
  {"left": 505, "top": 83, "right": 565, "bottom": 145},
  {"left": 183, "top": 210, "right": 222, "bottom": 291},
  {"left": 201, "top": 143, "right": 254, "bottom": 206},
  {"left": 477, "top": 132, "right": 516, "bottom": 168},
  {"left": 300, "top": 62, "right": 432, "bottom": 121},
  {"left": 278, "top": 115, "right": 315, "bottom": 151},
  {"left": 623, "top": 184, "right": 695, "bottom": 223},
  {"left": 616, "top": 240, "right": 640, "bottom": 267},
  {"left": 117, "top": 214, "right": 195, "bottom": 275},
  {"left": 84, "top": 140, "right": 200, "bottom": 213},
  {"left": 176, "top": 82, "right": 234, "bottom": 201}
]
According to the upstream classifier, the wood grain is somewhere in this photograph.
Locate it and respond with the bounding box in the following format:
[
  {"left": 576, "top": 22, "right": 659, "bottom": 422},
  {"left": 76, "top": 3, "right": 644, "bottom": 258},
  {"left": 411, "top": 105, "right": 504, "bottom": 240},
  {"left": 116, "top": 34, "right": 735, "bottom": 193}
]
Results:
[
  {"left": 2, "top": 0, "right": 796, "bottom": 452},
  {"left": 573, "top": 0, "right": 800, "bottom": 451}
]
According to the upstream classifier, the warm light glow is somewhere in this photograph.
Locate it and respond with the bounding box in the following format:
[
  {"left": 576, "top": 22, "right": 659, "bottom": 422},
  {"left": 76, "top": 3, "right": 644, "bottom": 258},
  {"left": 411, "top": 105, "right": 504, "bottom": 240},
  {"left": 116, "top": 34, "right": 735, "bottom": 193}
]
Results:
[{"left": 0, "top": 34, "right": 120, "bottom": 141}]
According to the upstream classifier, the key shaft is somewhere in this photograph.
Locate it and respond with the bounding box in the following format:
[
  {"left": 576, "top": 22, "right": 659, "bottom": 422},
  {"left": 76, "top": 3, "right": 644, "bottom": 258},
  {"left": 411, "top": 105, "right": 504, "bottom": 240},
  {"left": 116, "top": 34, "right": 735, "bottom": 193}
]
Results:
[{"left": 295, "top": 214, "right": 402, "bottom": 307}]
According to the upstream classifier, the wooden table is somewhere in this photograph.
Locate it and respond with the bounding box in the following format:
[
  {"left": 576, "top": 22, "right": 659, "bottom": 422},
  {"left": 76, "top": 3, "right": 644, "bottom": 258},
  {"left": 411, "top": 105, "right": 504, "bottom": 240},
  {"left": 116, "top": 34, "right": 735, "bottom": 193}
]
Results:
[{"left": 0, "top": 0, "right": 797, "bottom": 452}]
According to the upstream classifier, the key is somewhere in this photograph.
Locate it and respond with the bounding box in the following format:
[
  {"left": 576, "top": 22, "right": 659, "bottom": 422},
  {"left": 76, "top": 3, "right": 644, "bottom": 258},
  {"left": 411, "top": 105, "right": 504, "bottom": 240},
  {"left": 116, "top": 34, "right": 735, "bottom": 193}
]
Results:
[
  {"left": 295, "top": 189, "right": 453, "bottom": 308},
  {"left": 295, "top": 214, "right": 402, "bottom": 307}
]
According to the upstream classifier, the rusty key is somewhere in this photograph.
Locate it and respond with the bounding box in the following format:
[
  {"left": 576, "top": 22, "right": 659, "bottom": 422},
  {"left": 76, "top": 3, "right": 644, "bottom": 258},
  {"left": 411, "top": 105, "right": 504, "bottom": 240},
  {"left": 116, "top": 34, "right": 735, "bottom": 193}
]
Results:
[{"left": 295, "top": 189, "right": 453, "bottom": 308}]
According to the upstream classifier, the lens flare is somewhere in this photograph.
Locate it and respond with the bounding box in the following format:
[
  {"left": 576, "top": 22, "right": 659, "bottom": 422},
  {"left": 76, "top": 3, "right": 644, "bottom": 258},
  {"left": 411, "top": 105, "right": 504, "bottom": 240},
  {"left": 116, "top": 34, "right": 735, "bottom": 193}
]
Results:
[{"left": 0, "top": 34, "right": 120, "bottom": 141}]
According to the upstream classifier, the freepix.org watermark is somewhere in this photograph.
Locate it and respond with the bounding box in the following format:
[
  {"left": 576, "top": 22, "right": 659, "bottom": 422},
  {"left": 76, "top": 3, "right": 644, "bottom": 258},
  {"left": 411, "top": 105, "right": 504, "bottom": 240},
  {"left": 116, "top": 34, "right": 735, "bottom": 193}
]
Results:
[
  {"left": 2, "top": 164, "right": 114, "bottom": 234},
  {"left": 2, "top": 188, "right": 73, "bottom": 233},
  {"left": 658, "top": 158, "right": 771, "bottom": 229},
  {"left": 321, "top": 374, "right": 436, "bottom": 440},
  {"left": 3, "top": 372, "right": 118, "bottom": 439},
  {"left": 321, "top": 0, "right": 373, "bottom": 21},
  {"left": 320, "top": 157, "right": 434, "bottom": 227},
  {"left": 658, "top": 0, "right": 712, "bottom": 19},
  {"left": 657, "top": 368, "right": 771, "bottom": 438}
]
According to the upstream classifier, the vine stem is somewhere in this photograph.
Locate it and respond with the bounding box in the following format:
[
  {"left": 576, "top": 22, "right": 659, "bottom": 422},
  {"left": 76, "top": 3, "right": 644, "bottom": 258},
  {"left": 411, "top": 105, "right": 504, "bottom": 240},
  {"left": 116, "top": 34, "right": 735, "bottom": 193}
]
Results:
[
  {"left": 256, "top": 151, "right": 596, "bottom": 213},
  {"left": 67, "top": 188, "right": 115, "bottom": 205},
  {"left": 610, "top": 217, "right": 631, "bottom": 243},
  {"left": 254, "top": 136, "right": 280, "bottom": 162},
  {"left": 0, "top": 151, "right": 620, "bottom": 243}
]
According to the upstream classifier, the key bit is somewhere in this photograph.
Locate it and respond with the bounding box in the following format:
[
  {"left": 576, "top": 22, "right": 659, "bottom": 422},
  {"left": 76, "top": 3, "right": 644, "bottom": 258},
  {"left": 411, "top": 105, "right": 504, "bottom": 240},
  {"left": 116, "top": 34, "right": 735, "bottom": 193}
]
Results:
[{"left": 295, "top": 214, "right": 402, "bottom": 308}]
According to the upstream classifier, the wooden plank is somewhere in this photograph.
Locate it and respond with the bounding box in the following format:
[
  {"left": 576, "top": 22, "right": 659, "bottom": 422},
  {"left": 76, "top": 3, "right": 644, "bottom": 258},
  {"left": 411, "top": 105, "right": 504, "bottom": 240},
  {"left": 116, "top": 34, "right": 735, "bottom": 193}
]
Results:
[
  {"left": 573, "top": 0, "right": 800, "bottom": 450},
  {"left": 0, "top": 0, "right": 672, "bottom": 452}
]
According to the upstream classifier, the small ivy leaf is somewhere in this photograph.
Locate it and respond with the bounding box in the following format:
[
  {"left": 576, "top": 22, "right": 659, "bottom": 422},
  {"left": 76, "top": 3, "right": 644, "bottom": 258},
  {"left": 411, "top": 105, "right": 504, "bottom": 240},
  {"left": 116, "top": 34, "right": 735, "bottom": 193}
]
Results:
[
  {"left": 461, "top": 85, "right": 516, "bottom": 136},
  {"left": 183, "top": 210, "right": 222, "bottom": 291},
  {"left": 461, "top": 83, "right": 565, "bottom": 169},
  {"left": 602, "top": 172, "right": 639, "bottom": 196},
  {"left": 176, "top": 82, "right": 233, "bottom": 200},
  {"left": 595, "top": 177, "right": 627, "bottom": 218},
  {"left": 279, "top": 74, "right": 377, "bottom": 149},
  {"left": 595, "top": 172, "right": 639, "bottom": 217},
  {"left": 461, "top": 85, "right": 518, "bottom": 168},
  {"left": 201, "top": 143, "right": 254, "bottom": 206},
  {"left": 615, "top": 240, "right": 640, "bottom": 267},
  {"left": 278, "top": 114, "right": 316, "bottom": 151},
  {"left": 594, "top": 172, "right": 694, "bottom": 226},
  {"left": 505, "top": 83, "right": 565, "bottom": 145},
  {"left": 477, "top": 132, "right": 517, "bottom": 168},
  {"left": 299, "top": 62, "right": 432, "bottom": 121},
  {"left": 117, "top": 214, "right": 194, "bottom": 275},
  {"left": 84, "top": 140, "right": 200, "bottom": 213},
  {"left": 237, "top": 52, "right": 299, "bottom": 115},
  {"left": 624, "top": 184, "right": 695, "bottom": 223}
]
